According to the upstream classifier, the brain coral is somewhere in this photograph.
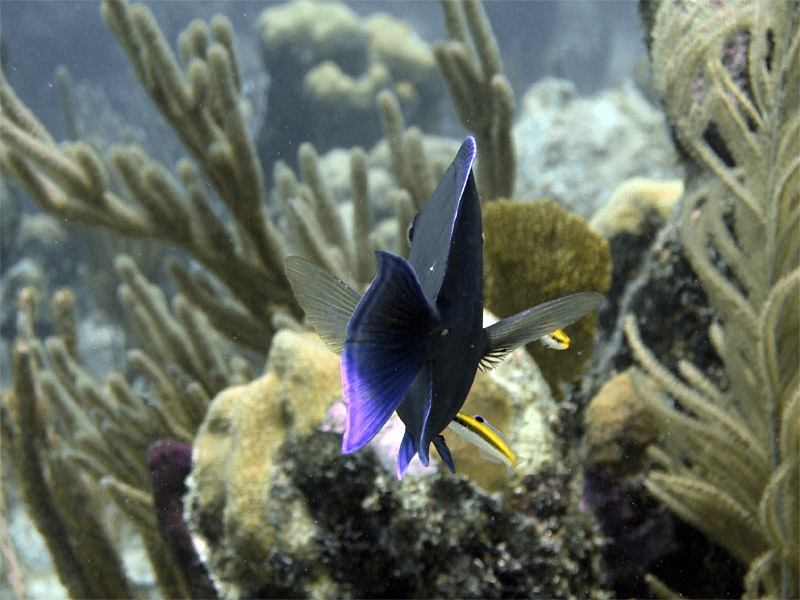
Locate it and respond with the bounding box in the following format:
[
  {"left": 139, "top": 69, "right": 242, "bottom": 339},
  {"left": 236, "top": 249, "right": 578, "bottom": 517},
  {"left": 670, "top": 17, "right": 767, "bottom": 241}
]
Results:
[{"left": 483, "top": 198, "right": 611, "bottom": 394}]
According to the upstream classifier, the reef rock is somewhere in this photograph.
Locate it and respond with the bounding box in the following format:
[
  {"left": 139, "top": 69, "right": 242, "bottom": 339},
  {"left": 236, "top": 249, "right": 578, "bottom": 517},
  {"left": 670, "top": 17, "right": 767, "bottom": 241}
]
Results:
[
  {"left": 589, "top": 177, "right": 683, "bottom": 238},
  {"left": 582, "top": 369, "right": 661, "bottom": 476},
  {"left": 186, "top": 327, "right": 608, "bottom": 598},
  {"left": 513, "top": 77, "right": 680, "bottom": 218},
  {"left": 185, "top": 329, "right": 340, "bottom": 598}
]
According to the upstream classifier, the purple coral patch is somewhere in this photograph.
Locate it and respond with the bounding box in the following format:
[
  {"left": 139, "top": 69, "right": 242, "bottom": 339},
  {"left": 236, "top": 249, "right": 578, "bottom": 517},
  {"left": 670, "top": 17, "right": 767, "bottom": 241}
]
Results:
[{"left": 148, "top": 439, "right": 217, "bottom": 599}]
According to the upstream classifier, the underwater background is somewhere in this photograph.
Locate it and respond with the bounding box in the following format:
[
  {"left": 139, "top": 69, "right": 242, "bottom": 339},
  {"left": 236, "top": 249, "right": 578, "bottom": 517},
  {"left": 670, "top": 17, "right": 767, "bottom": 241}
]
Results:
[{"left": 0, "top": 1, "right": 797, "bottom": 599}]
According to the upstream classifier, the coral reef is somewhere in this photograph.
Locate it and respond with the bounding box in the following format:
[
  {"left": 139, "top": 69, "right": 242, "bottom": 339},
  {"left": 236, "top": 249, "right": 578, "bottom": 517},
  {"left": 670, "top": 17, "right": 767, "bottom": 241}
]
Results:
[
  {"left": 148, "top": 439, "right": 216, "bottom": 599},
  {"left": 0, "top": 2, "right": 515, "bottom": 593},
  {"left": 584, "top": 177, "right": 686, "bottom": 345},
  {"left": 1, "top": 290, "right": 134, "bottom": 599},
  {"left": 0, "top": 2, "right": 291, "bottom": 353},
  {"left": 0, "top": 1, "right": 431, "bottom": 356},
  {"left": 0, "top": 180, "right": 20, "bottom": 272},
  {"left": 483, "top": 198, "right": 611, "bottom": 396},
  {"left": 185, "top": 329, "right": 343, "bottom": 598},
  {"left": 0, "top": 251, "right": 255, "bottom": 596},
  {"left": 582, "top": 470, "right": 675, "bottom": 591},
  {"left": 589, "top": 176, "right": 683, "bottom": 238},
  {"left": 0, "top": 0, "right": 649, "bottom": 596},
  {"left": 186, "top": 327, "right": 608, "bottom": 598},
  {"left": 624, "top": 1, "right": 799, "bottom": 597}
]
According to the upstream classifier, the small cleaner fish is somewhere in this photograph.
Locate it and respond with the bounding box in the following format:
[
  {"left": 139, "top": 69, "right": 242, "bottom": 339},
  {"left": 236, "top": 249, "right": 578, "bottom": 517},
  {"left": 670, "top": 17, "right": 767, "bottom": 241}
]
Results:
[{"left": 447, "top": 413, "right": 516, "bottom": 476}]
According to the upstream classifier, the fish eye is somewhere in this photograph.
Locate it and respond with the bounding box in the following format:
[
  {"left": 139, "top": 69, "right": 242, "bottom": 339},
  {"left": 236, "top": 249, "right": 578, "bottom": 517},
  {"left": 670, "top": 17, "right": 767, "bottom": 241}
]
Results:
[
  {"left": 474, "top": 415, "right": 485, "bottom": 423},
  {"left": 441, "top": 328, "right": 450, "bottom": 336}
]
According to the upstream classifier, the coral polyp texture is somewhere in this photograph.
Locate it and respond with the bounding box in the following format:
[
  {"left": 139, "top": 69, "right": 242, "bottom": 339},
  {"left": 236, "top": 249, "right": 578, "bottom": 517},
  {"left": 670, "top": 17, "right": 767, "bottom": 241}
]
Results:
[{"left": 483, "top": 198, "right": 611, "bottom": 395}]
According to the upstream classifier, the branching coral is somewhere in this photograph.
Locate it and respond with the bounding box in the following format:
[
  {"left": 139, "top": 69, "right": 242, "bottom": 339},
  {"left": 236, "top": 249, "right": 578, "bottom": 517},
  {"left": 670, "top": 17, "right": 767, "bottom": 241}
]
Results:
[
  {"left": 0, "top": 2, "right": 291, "bottom": 353},
  {"left": 376, "top": 89, "right": 438, "bottom": 216},
  {"left": 435, "top": 0, "right": 516, "bottom": 201},
  {"left": 1, "top": 289, "right": 133, "bottom": 599},
  {"left": 2, "top": 259, "right": 253, "bottom": 596},
  {"left": 0, "top": 1, "right": 407, "bottom": 351},
  {"left": 627, "top": 1, "right": 799, "bottom": 596}
]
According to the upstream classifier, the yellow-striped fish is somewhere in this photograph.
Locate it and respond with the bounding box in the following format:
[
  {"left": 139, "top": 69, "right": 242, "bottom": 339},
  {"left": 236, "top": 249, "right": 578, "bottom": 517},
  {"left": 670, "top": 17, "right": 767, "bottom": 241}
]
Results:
[
  {"left": 541, "top": 329, "right": 570, "bottom": 350},
  {"left": 447, "top": 413, "right": 516, "bottom": 475}
]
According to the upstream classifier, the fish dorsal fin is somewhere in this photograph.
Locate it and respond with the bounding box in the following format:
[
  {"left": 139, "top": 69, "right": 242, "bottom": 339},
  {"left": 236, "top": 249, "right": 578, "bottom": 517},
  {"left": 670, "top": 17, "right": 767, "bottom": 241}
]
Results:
[
  {"left": 284, "top": 256, "right": 361, "bottom": 355},
  {"left": 480, "top": 292, "right": 604, "bottom": 370},
  {"left": 341, "top": 251, "right": 439, "bottom": 453},
  {"left": 407, "top": 136, "right": 476, "bottom": 302}
]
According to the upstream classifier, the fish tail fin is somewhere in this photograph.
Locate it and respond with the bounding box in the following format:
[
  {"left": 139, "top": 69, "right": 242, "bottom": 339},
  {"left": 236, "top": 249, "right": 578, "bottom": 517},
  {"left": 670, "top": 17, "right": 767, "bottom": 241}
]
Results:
[{"left": 342, "top": 251, "right": 439, "bottom": 454}]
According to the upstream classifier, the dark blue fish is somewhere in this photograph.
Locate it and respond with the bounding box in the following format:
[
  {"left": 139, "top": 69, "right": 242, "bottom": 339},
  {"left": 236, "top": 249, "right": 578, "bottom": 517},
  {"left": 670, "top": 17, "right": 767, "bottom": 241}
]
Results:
[{"left": 285, "top": 136, "right": 603, "bottom": 479}]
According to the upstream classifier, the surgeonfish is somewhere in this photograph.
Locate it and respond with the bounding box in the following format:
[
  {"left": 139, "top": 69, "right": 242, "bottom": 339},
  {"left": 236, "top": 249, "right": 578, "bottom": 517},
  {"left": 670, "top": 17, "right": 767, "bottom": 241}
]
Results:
[
  {"left": 447, "top": 413, "right": 516, "bottom": 476},
  {"left": 541, "top": 328, "right": 570, "bottom": 350},
  {"left": 284, "top": 136, "right": 604, "bottom": 480}
]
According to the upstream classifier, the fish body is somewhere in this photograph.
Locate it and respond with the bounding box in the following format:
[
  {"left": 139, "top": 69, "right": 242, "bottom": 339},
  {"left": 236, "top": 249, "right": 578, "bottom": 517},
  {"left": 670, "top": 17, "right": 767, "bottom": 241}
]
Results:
[
  {"left": 284, "top": 136, "right": 604, "bottom": 479},
  {"left": 448, "top": 413, "right": 516, "bottom": 476},
  {"left": 391, "top": 136, "right": 484, "bottom": 476}
]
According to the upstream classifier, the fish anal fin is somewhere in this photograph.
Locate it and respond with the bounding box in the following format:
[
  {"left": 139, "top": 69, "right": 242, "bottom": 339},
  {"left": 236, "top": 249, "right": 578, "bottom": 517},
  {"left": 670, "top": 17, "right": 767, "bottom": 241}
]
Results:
[
  {"left": 433, "top": 435, "right": 455, "bottom": 474},
  {"left": 396, "top": 431, "right": 418, "bottom": 480}
]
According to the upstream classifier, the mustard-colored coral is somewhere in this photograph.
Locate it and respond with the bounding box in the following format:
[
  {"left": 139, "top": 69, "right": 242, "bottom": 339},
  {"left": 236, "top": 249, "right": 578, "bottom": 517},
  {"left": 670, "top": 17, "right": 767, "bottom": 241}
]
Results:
[
  {"left": 187, "top": 329, "right": 341, "bottom": 597},
  {"left": 483, "top": 199, "right": 611, "bottom": 394},
  {"left": 582, "top": 369, "right": 661, "bottom": 476},
  {"left": 589, "top": 177, "right": 683, "bottom": 237}
]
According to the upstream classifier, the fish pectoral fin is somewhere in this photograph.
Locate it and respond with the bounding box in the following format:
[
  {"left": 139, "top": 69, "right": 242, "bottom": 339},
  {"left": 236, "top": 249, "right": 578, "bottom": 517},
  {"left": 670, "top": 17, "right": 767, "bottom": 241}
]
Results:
[
  {"left": 284, "top": 255, "right": 361, "bottom": 355},
  {"left": 342, "top": 251, "right": 439, "bottom": 453},
  {"left": 479, "top": 292, "right": 604, "bottom": 370}
]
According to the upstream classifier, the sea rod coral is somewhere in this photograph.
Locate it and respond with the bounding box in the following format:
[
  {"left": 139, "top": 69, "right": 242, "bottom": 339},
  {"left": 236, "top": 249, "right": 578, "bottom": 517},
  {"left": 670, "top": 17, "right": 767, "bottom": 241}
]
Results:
[{"left": 627, "top": 1, "right": 798, "bottom": 597}]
